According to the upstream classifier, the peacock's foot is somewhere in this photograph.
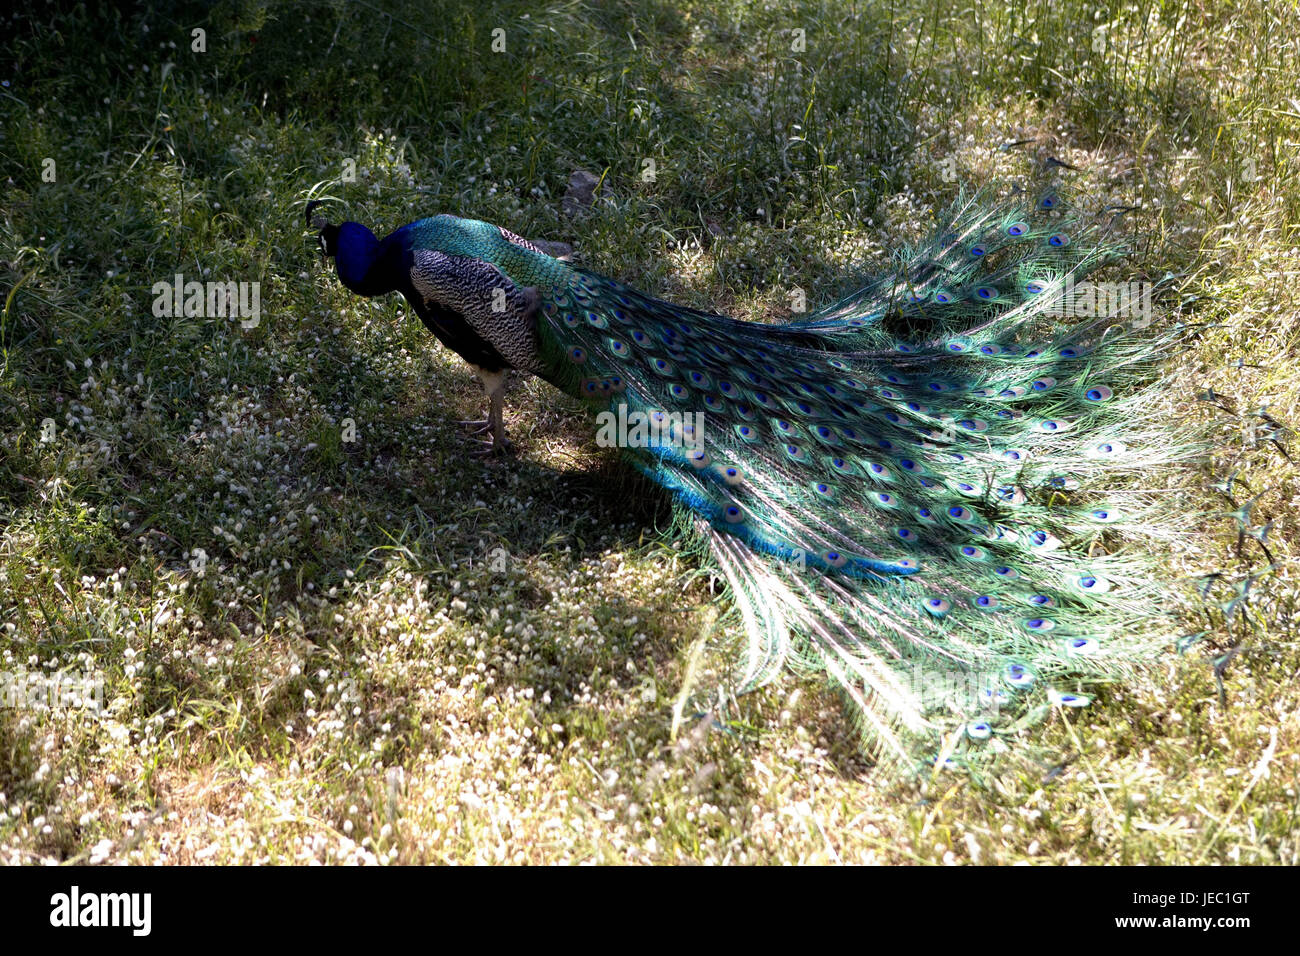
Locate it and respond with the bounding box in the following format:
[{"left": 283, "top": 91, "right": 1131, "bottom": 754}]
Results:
[
  {"left": 469, "top": 429, "right": 515, "bottom": 457},
  {"left": 456, "top": 418, "right": 492, "bottom": 435}
]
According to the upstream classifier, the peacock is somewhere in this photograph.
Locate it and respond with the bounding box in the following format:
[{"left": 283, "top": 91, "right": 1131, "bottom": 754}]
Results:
[{"left": 306, "top": 179, "right": 1210, "bottom": 771}]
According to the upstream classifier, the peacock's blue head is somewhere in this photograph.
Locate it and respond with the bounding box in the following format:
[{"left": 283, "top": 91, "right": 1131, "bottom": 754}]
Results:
[
  {"left": 329, "top": 221, "right": 383, "bottom": 290},
  {"left": 310, "top": 212, "right": 390, "bottom": 296}
]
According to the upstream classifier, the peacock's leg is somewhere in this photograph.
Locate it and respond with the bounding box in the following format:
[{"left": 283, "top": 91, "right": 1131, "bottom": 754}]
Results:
[{"left": 467, "top": 366, "right": 514, "bottom": 455}]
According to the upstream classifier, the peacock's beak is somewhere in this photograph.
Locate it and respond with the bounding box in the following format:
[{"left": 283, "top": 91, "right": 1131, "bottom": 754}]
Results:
[
  {"left": 304, "top": 200, "right": 338, "bottom": 261},
  {"left": 316, "top": 223, "right": 340, "bottom": 260}
]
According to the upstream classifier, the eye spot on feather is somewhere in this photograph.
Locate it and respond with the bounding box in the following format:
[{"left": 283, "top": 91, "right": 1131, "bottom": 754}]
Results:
[
  {"left": 1004, "top": 663, "right": 1035, "bottom": 689},
  {"left": 974, "top": 286, "right": 998, "bottom": 300},
  {"left": 967, "top": 722, "right": 992, "bottom": 740},
  {"left": 722, "top": 504, "right": 744, "bottom": 523},
  {"left": 1007, "top": 221, "right": 1029, "bottom": 237},
  {"left": 1025, "top": 280, "right": 1045, "bottom": 295},
  {"left": 1030, "top": 594, "right": 1056, "bottom": 607},
  {"left": 959, "top": 545, "right": 987, "bottom": 560},
  {"left": 784, "top": 443, "right": 811, "bottom": 463},
  {"left": 983, "top": 688, "right": 1010, "bottom": 707},
  {"left": 934, "top": 291, "right": 953, "bottom": 304},
  {"left": 1085, "top": 385, "right": 1114, "bottom": 401},
  {"left": 1075, "top": 574, "right": 1111, "bottom": 593},
  {"left": 1047, "top": 232, "right": 1070, "bottom": 247},
  {"left": 568, "top": 347, "right": 587, "bottom": 363},
  {"left": 1049, "top": 690, "right": 1090, "bottom": 707},
  {"left": 969, "top": 244, "right": 987, "bottom": 257},
  {"left": 972, "top": 594, "right": 999, "bottom": 609},
  {"left": 1086, "top": 438, "right": 1127, "bottom": 458},
  {"left": 924, "top": 596, "right": 951, "bottom": 615},
  {"left": 712, "top": 465, "right": 743, "bottom": 486},
  {"left": 1028, "top": 529, "right": 1062, "bottom": 551},
  {"left": 1067, "top": 637, "right": 1099, "bottom": 656}
]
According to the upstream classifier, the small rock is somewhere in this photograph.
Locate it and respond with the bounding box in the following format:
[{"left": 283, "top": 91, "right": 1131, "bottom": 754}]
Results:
[
  {"left": 529, "top": 238, "right": 574, "bottom": 260},
  {"left": 562, "top": 169, "right": 610, "bottom": 218}
]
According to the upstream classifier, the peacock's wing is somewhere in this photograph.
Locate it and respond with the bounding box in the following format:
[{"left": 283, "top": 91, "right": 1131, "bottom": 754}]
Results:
[{"left": 533, "top": 185, "right": 1203, "bottom": 768}]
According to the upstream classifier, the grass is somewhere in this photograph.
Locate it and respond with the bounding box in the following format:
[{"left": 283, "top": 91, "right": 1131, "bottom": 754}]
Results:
[{"left": 0, "top": 0, "right": 1297, "bottom": 864}]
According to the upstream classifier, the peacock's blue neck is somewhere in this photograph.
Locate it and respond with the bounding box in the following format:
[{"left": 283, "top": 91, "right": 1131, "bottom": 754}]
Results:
[{"left": 335, "top": 223, "right": 400, "bottom": 296}]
